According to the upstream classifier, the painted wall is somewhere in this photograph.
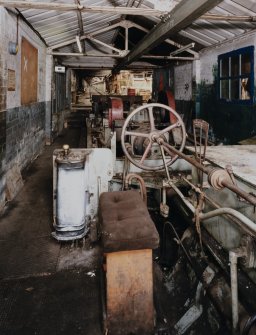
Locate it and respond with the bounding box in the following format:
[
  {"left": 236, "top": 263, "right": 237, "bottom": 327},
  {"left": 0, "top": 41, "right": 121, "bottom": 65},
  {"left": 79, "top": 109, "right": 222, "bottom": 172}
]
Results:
[
  {"left": 196, "top": 32, "right": 256, "bottom": 144},
  {"left": 0, "top": 8, "right": 48, "bottom": 210},
  {"left": 152, "top": 65, "right": 194, "bottom": 130},
  {"left": 174, "top": 62, "right": 194, "bottom": 131}
]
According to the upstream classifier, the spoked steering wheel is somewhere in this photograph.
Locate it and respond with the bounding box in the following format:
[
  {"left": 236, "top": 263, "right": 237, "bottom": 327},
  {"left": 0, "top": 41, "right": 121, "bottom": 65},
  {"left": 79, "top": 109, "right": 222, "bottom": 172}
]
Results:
[{"left": 121, "top": 103, "right": 186, "bottom": 171}]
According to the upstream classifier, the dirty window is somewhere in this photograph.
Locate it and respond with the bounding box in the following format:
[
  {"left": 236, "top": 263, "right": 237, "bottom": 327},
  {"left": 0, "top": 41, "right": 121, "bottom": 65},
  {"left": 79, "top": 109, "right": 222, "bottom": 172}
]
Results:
[{"left": 218, "top": 46, "right": 254, "bottom": 104}]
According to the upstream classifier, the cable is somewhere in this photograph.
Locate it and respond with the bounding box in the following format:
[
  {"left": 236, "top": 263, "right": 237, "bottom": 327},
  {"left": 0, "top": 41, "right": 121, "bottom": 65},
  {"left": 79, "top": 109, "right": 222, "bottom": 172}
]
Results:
[{"left": 242, "top": 314, "right": 256, "bottom": 335}]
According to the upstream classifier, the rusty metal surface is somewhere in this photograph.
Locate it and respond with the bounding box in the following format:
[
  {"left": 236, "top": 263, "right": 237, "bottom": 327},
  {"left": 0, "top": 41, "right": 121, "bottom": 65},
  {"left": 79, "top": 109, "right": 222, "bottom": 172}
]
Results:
[
  {"left": 187, "top": 145, "right": 256, "bottom": 188},
  {"left": 108, "top": 97, "right": 124, "bottom": 128}
]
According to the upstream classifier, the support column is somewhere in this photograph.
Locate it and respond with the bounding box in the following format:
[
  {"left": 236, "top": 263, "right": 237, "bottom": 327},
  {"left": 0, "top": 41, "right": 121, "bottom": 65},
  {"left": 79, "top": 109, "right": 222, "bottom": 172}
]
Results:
[
  {"left": 45, "top": 54, "right": 53, "bottom": 145},
  {"left": 0, "top": 7, "right": 7, "bottom": 210},
  {"left": 193, "top": 59, "right": 201, "bottom": 119}
]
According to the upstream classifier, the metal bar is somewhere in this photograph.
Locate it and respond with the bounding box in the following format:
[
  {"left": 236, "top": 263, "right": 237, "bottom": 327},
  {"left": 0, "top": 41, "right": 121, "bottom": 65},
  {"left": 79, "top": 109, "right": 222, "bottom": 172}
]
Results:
[
  {"left": 171, "top": 180, "right": 256, "bottom": 235},
  {"left": 203, "top": 193, "right": 255, "bottom": 236},
  {"left": 200, "top": 208, "right": 256, "bottom": 233},
  {"left": 90, "top": 21, "right": 127, "bottom": 37},
  {"left": 48, "top": 52, "right": 122, "bottom": 57},
  {"left": 142, "top": 55, "right": 196, "bottom": 60},
  {"left": 113, "top": 0, "right": 223, "bottom": 72},
  {"left": 229, "top": 251, "right": 239, "bottom": 334},
  {"left": 125, "top": 26, "right": 129, "bottom": 51},
  {"left": 86, "top": 35, "right": 122, "bottom": 53},
  {"left": 74, "top": 0, "right": 85, "bottom": 53},
  {"left": 48, "top": 51, "right": 196, "bottom": 60},
  {"left": 201, "top": 14, "right": 256, "bottom": 22},
  {"left": 0, "top": 1, "right": 167, "bottom": 16},
  {"left": 164, "top": 143, "right": 256, "bottom": 206},
  {"left": 48, "top": 18, "right": 199, "bottom": 58},
  {"left": 48, "top": 21, "right": 123, "bottom": 51},
  {"left": 170, "top": 42, "right": 195, "bottom": 56},
  {"left": 221, "top": 180, "right": 256, "bottom": 206},
  {"left": 129, "top": 21, "right": 199, "bottom": 57}
]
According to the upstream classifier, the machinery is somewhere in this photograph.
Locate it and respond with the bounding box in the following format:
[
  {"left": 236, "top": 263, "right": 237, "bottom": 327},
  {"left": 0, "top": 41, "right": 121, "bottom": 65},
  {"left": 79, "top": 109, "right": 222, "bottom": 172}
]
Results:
[
  {"left": 52, "top": 145, "right": 113, "bottom": 241},
  {"left": 53, "top": 102, "right": 256, "bottom": 334}
]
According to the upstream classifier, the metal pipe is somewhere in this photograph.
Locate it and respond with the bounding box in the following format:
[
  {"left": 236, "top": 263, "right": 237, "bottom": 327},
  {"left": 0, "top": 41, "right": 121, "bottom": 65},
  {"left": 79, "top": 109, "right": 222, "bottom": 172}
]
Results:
[
  {"left": 163, "top": 142, "right": 256, "bottom": 207},
  {"left": 182, "top": 176, "right": 256, "bottom": 236},
  {"left": 167, "top": 182, "right": 197, "bottom": 213},
  {"left": 168, "top": 182, "right": 256, "bottom": 235},
  {"left": 203, "top": 194, "right": 255, "bottom": 236},
  {"left": 229, "top": 249, "right": 247, "bottom": 334},
  {"left": 221, "top": 180, "right": 256, "bottom": 206},
  {"left": 242, "top": 314, "right": 256, "bottom": 335},
  {"left": 230, "top": 251, "right": 239, "bottom": 334},
  {"left": 124, "top": 173, "right": 147, "bottom": 206},
  {"left": 200, "top": 208, "right": 256, "bottom": 234}
]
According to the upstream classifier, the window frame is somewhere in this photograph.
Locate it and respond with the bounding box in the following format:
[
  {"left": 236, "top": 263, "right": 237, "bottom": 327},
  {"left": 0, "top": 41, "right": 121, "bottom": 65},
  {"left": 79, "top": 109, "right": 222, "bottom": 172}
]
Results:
[{"left": 218, "top": 46, "right": 254, "bottom": 105}]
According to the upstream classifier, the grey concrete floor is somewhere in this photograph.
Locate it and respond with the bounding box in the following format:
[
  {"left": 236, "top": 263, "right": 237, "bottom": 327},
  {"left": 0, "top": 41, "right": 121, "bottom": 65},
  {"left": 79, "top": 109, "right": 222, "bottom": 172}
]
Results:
[{"left": 0, "top": 126, "right": 103, "bottom": 335}]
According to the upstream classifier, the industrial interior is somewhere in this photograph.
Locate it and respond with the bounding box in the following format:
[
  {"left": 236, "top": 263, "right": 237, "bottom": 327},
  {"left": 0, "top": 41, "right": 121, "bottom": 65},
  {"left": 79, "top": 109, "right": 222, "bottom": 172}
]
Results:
[{"left": 1, "top": 0, "right": 256, "bottom": 334}]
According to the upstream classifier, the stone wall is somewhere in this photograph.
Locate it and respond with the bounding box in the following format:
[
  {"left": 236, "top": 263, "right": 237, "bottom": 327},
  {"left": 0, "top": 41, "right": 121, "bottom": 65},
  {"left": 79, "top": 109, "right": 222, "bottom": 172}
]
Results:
[{"left": 6, "top": 102, "right": 45, "bottom": 170}]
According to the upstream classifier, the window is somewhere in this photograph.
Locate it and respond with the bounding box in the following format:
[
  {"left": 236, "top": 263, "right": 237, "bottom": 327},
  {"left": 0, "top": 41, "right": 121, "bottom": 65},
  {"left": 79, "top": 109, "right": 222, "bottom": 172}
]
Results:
[{"left": 218, "top": 46, "right": 254, "bottom": 104}]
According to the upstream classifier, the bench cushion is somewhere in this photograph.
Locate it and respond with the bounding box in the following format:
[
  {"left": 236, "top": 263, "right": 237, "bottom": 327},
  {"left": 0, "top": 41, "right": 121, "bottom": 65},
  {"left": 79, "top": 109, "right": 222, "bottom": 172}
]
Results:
[{"left": 99, "top": 190, "right": 159, "bottom": 253}]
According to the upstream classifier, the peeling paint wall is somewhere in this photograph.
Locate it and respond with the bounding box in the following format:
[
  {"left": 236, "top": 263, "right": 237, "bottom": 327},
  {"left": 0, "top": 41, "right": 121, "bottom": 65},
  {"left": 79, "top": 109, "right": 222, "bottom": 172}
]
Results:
[
  {"left": 0, "top": 7, "right": 48, "bottom": 209},
  {"left": 197, "top": 33, "right": 256, "bottom": 144},
  {"left": 174, "top": 62, "right": 194, "bottom": 131},
  {"left": 152, "top": 65, "right": 194, "bottom": 131},
  {"left": 0, "top": 8, "right": 8, "bottom": 210}
]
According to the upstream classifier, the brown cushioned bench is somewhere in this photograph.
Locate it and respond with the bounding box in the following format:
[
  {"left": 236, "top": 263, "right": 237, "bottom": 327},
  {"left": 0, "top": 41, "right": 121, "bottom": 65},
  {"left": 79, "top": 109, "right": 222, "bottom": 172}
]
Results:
[{"left": 99, "top": 190, "right": 159, "bottom": 335}]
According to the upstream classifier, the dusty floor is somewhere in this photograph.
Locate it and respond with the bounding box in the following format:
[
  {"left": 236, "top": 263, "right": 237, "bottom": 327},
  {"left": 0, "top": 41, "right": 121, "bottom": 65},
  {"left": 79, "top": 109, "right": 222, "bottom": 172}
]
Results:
[
  {"left": 0, "top": 111, "right": 230, "bottom": 335},
  {"left": 0, "top": 116, "right": 103, "bottom": 335}
]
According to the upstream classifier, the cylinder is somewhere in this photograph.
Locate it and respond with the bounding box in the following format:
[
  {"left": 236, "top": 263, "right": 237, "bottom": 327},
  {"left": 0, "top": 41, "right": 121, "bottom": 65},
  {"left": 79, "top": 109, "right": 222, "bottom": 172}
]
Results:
[
  {"left": 108, "top": 97, "right": 124, "bottom": 128},
  {"left": 53, "top": 149, "right": 88, "bottom": 241}
]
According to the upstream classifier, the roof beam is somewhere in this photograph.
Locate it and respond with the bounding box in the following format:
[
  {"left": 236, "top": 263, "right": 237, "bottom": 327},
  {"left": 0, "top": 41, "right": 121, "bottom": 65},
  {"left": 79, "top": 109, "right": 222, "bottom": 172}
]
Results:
[
  {"left": 113, "top": 0, "right": 223, "bottom": 72},
  {"left": 48, "top": 51, "right": 195, "bottom": 61},
  {"left": 126, "top": 21, "right": 199, "bottom": 57},
  {"left": 48, "top": 21, "right": 125, "bottom": 51},
  {"left": 201, "top": 14, "right": 256, "bottom": 22},
  {"left": 74, "top": 0, "right": 85, "bottom": 53},
  {"left": 0, "top": 1, "right": 167, "bottom": 17}
]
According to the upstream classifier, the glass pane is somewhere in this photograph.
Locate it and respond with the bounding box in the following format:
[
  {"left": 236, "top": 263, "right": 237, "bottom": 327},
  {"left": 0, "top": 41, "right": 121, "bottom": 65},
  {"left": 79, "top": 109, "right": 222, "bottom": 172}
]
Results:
[
  {"left": 241, "top": 77, "right": 251, "bottom": 100},
  {"left": 221, "top": 79, "right": 229, "bottom": 99},
  {"left": 231, "top": 79, "right": 239, "bottom": 100},
  {"left": 231, "top": 56, "right": 239, "bottom": 76},
  {"left": 241, "top": 53, "right": 251, "bottom": 74},
  {"left": 221, "top": 57, "right": 229, "bottom": 77}
]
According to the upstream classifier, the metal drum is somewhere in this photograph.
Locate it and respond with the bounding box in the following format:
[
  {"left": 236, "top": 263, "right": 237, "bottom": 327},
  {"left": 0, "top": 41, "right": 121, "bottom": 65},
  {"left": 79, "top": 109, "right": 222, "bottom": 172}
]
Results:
[
  {"left": 52, "top": 145, "right": 89, "bottom": 241},
  {"left": 108, "top": 97, "right": 124, "bottom": 128}
]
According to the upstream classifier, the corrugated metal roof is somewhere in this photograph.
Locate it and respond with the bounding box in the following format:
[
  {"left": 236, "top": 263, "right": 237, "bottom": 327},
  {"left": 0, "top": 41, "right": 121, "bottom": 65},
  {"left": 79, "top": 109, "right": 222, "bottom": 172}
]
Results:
[
  {"left": 3, "top": 0, "right": 256, "bottom": 68},
  {"left": 183, "top": 0, "right": 256, "bottom": 48}
]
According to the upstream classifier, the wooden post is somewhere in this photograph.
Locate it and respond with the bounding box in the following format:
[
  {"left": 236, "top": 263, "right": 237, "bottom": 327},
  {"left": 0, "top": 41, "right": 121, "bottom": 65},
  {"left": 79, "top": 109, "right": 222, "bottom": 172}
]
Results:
[{"left": 106, "top": 249, "right": 154, "bottom": 335}]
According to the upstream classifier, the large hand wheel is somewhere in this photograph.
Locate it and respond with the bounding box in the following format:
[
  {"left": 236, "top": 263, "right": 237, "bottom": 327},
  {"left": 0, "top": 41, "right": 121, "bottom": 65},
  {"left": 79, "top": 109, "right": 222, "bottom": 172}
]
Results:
[{"left": 121, "top": 103, "right": 186, "bottom": 171}]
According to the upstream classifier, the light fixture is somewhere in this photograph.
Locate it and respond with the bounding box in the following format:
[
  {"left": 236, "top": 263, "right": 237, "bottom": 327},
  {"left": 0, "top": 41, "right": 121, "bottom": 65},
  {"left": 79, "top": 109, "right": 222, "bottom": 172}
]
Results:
[{"left": 76, "top": 35, "right": 83, "bottom": 53}]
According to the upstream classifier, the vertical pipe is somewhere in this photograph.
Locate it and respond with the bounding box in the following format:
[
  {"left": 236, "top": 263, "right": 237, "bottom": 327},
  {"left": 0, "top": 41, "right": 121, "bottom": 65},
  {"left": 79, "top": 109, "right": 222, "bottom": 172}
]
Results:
[
  {"left": 229, "top": 251, "right": 239, "bottom": 334},
  {"left": 162, "top": 186, "right": 166, "bottom": 205},
  {"left": 229, "top": 249, "right": 246, "bottom": 334},
  {"left": 125, "top": 26, "right": 129, "bottom": 51}
]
